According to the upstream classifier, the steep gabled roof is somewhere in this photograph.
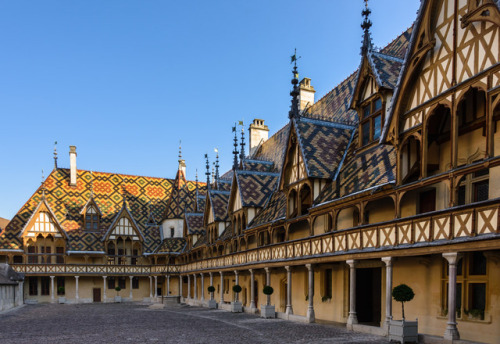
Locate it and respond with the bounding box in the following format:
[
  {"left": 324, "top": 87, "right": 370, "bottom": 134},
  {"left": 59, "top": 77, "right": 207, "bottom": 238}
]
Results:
[
  {"left": 247, "top": 191, "right": 286, "bottom": 230},
  {"left": 154, "top": 237, "right": 187, "bottom": 254},
  {"left": 251, "top": 123, "right": 290, "bottom": 170},
  {"left": 103, "top": 200, "right": 145, "bottom": 242},
  {"left": 234, "top": 170, "right": 279, "bottom": 208},
  {"left": 185, "top": 213, "right": 204, "bottom": 235},
  {"left": 206, "top": 190, "right": 230, "bottom": 223},
  {"left": 163, "top": 169, "right": 201, "bottom": 220},
  {"left": 295, "top": 117, "right": 355, "bottom": 179},
  {"left": 241, "top": 159, "right": 275, "bottom": 172}
]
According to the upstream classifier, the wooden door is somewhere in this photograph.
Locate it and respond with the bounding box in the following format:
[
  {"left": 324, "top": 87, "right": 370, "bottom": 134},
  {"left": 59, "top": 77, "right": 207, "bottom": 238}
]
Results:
[{"left": 93, "top": 288, "right": 101, "bottom": 302}]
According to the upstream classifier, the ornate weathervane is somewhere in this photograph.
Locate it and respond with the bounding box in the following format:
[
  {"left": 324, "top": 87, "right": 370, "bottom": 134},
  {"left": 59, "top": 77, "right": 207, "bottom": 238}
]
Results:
[
  {"left": 361, "top": 0, "right": 373, "bottom": 55},
  {"left": 289, "top": 49, "right": 301, "bottom": 119}
]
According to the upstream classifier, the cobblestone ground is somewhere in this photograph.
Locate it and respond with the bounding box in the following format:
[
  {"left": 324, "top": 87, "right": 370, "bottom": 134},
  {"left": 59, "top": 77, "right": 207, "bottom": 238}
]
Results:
[{"left": 0, "top": 303, "right": 390, "bottom": 344}]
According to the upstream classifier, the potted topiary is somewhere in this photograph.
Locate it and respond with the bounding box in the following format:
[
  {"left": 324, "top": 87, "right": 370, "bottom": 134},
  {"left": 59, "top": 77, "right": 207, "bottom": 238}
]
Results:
[
  {"left": 114, "top": 286, "right": 122, "bottom": 303},
  {"left": 57, "top": 286, "right": 66, "bottom": 304},
  {"left": 261, "top": 285, "right": 275, "bottom": 318},
  {"left": 207, "top": 285, "right": 217, "bottom": 309},
  {"left": 389, "top": 284, "right": 418, "bottom": 343},
  {"left": 231, "top": 284, "right": 242, "bottom": 312}
]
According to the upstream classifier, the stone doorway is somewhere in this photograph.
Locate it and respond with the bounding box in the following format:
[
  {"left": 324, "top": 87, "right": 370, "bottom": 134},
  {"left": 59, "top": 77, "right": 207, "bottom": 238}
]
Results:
[
  {"left": 355, "top": 267, "right": 381, "bottom": 325},
  {"left": 93, "top": 288, "right": 101, "bottom": 302}
]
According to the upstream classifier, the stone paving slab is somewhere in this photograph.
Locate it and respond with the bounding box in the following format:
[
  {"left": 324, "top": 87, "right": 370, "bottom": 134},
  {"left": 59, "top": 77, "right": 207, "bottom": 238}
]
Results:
[{"left": 0, "top": 303, "right": 390, "bottom": 344}]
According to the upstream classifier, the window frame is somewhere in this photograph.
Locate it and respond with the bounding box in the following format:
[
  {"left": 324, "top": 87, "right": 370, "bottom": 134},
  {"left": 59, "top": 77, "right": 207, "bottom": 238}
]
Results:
[
  {"left": 359, "top": 96, "right": 384, "bottom": 147},
  {"left": 457, "top": 169, "right": 489, "bottom": 206}
]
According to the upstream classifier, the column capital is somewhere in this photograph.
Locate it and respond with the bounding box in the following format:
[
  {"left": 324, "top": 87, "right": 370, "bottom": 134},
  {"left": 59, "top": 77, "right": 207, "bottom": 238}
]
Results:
[
  {"left": 129, "top": 275, "right": 133, "bottom": 279},
  {"left": 75, "top": 276, "right": 80, "bottom": 279},
  {"left": 381, "top": 257, "right": 392, "bottom": 266},
  {"left": 249, "top": 268, "right": 253, "bottom": 274},
  {"left": 264, "top": 267, "right": 270, "bottom": 273},
  {"left": 305, "top": 264, "right": 313, "bottom": 271},
  {"left": 285, "top": 266, "right": 291, "bottom": 272},
  {"left": 234, "top": 270, "right": 239, "bottom": 276},
  {"left": 443, "top": 252, "right": 463, "bottom": 265},
  {"left": 103, "top": 275, "right": 107, "bottom": 279},
  {"left": 209, "top": 271, "right": 213, "bottom": 277},
  {"left": 199, "top": 272, "right": 203, "bottom": 277},
  {"left": 346, "top": 260, "right": 356, "bottom": 268},
  {"left": 219, "top": 271, "right": 223, "bottom": 276},
  {"left": 50, "top": 275, "right": 55, "bottom": 279}
]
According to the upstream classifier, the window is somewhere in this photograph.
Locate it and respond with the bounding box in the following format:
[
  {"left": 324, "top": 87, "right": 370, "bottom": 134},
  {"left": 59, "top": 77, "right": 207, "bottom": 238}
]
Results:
[
  {"left": 131, "top": 249, "right": 138, "bottom": 265},
  {"left": 457, "top": 169, "right": 489, "bottom": 206},
  {"left": 13, "top": 255, "right": 23, "bottom": 264},
  {"left": 132, "top": 277, "right": 139, "bottom": 289},
  {"left": 170, "top": 227, "right": 175, "bottom": 238},
  {"left": 418, "top": 189, "right": 436, "bottom": 214},
  {"left": 360, "top": 97, "right": 383, "bottom": 146},
  {"left": 41, "top": 246, "right": 51, "bottom": 264},
  {"left": 27, "top": 246, "right": 37, "bottom": 264},
  {"left": 118, "top": 277, "right": 126, "bottom": 290},
  {"left": 41, "top": 277, "right": 50, "bottom": 296},
  {"left": 84, "top": 206, "right": 99, "bottom": 231},
  {"left": 108, "top": 277, "right": 116, "bottom": 289},
  {"left": 442, "top": 252, "right": 488, "bottom": 320},
  {"left": 323, "top": 269, "right": 333, "bottom": 300},
  {"left": 57, "top": 277, "right": 65, "bottom": 295},
  {"left": 56, "top": 247, "right": 64, "bottom": 264},
  {"left": 29, "top": 277, "right": 38, "bottom": 295}
]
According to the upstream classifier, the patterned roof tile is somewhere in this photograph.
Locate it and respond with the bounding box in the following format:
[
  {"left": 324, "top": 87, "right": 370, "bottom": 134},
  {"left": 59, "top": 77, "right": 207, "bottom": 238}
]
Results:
[
  {"left": 247, "top": 191, "right": 286, "bottom": 229},
  {"left": 185, "top": 213, "right": 204, "bottom": 235},
  {"left": 155, "top": 237, "right": 187, "bottom": 254},
  {"left": 236, "top": 171, "right": 279, "bottom": 208},
  {"left": 208, "top": 190, "right": 230, "bottom": 222}
]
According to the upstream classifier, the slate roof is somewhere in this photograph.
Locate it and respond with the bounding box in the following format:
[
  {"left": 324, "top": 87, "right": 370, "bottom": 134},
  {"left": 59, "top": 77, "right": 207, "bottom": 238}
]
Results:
[
  {"left": 370, "top": 52, "right": 403, "bottom": 89},
  {"left": 185, "top": 213, "right": 204, "bottom": 235},
  {"left": 295, "top": 117, "right": 354, "bottom": 179},
  {"left": 379, "top": 27, "right": 413, "bottom": 59},
  {"left": 251, "top": 123, "right": 290, "bottom": 170},
  {"left": 217, "top": 224, "right": 233, "bottom": 242},
  {"left": 0, "top": 168, "right": 201, "bottom": 253},
  {"left": 196, "top": 195, "right": 206, "bottom": 213},
  {"left": 241, "top": 159, "right": 275, "bottom": 172},
  {"left": 216, "top": 179, "right": 232, "bottom": 192},
  {"left": 164, "top": 169, "right": 206, "bottom": 220},
  {"left": 235, "top": 170, "right": 279, "bottom": 208},
  {"left": 155, "top": 237, "right": 187, "bottom": 254},
  {"left": 247, "top": 191, "right": 286, "bottom": 230},
  {"left": 193, "top": 234, "right": 207, "bottom": 248},
  {"left": 208, "top": 190, "right": 230, "bottom": 222}
]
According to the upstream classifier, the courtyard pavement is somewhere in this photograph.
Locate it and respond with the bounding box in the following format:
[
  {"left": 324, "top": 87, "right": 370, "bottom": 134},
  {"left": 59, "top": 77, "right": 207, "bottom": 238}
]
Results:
[{"left": 0, "top": 303, "right": 390, "bottom": 344}]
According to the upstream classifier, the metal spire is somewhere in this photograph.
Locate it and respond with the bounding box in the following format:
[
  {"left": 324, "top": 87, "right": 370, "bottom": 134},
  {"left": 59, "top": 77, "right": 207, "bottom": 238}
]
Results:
[
  {"left": 232, "top": 124, "right": 239, "bottom": 169},
  {"left": 239, "top": 121, "right": 245, "bottom": 162},
  {"left": 53, "top": 141, "right": 58, "bottom": 169},
  {"left": 90, "top": 171, "right": 94, "bottom": 196},
  {"left": 204, "top": 154, "right": 210, "bottom": 188},
  {"left": 41, "top": 169, "right": 46, "bottom": 199},
  {"left": 178, "top": 140, "right": 182, "bottom": 162},
  {"left": 361, "top": 0, "right": 373, "bottom": 55},
  {"left": 214, "top": 148, "right": 220, "bottom": 181},
  {"left": 289, "top": 49, "right": 300, "bottom": 119},
  {"left": 211, "top": 163, "right": 215, "bottom": 184}
]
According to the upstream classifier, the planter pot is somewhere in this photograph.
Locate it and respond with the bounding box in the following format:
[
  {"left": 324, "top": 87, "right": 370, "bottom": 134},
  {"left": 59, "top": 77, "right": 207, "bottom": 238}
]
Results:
[
  {"left": 389, "top": 319, "right": 418, "bottom": 343},
  {"left": 208, "top": 299, "right": 217, "bottom": 309},
  {"left": 114, "top": 296, "right": 122, "bottom": 303},
  {"left": 261, "top": 305, "right": 275, "bottom": 319},
  {"left": 231, "top": 301, "right": 242, "bottom": 313},
  {"left": 58, "top": 297, "right": 66, "bottom": 304}
]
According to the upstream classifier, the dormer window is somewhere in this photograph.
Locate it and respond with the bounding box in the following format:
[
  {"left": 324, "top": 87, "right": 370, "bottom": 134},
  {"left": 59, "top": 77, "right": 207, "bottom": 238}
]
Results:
[
  {"left": 360, "top": 97, "right": 383, "bottom": 146},
  {"left": 85, "top": 206, "right": 99, "bottom": 231},
  {"left": 170, "top": 227, "right": 175, "bottom": 238}
]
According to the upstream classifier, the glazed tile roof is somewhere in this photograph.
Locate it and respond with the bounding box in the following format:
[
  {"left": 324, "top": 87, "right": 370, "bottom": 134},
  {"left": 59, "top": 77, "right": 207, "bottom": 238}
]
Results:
[
  {"left": 164, "top": 169, "right": 206, "bottom": 220},
  {"left": 217, "top": 224, "right": 233, "bottom": 242},
  {"left": 208, "top": 190, "right": 230, "bottom": 223},
  {"left": 295, "top": 117, "right": 354, "bottom": 179},
  {"left": 185, "top": 213, "right": 204, "bottom": 235},
  {"left": 154, "top": 237, "right": 187, "bottom": 254},
  {"left": 242, "top": 159, "right": 275, "bottom": 172},
  {"left": 0, "top": 168, "right": 200, "bottom": 253},
  {"left": 193, "top": 234, "right": 207, "bottom": 248},
  {"left": 247, "top": 191, "right": 286, "bottom": 230},
  {"left": 379, "top": 27, "right": 413, "bottom": 59},
  {"left": 0, "top": 217, "right": 9, "bottom": 231},
  {"left": 196, "top": 195, "right": 206, "bottom": 213},
  {"left": 235, "top": 170, "right": 279, "bottom": 208},
  {"left": 216, "top": 179, "right": 232, "bottom": 192},
  {"left": 370, "top": 52, "right": 403, "bottom": 89},
  {"left": 251, "top": 123, "right": 290, "bottom": 170}
]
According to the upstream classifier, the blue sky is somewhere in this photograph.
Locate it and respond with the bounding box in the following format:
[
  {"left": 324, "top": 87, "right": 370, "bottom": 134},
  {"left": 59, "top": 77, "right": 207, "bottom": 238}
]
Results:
[{"left": 0, "top": 0, "right": 420, "bottom": 219}]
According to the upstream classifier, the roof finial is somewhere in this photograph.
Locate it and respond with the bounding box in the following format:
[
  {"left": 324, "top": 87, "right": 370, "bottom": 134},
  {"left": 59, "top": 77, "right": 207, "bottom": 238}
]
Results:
[
  {"left": 41, "top": 169, "right": 46, "bottom": 199},
  {"left": 214, "top": 148, "right": 220, "bottom": 181},
  {"left": 90, "top": 171, "right": 94, "bottom": 196},
  {"left": 178, "top": 140, "right": 182, "bottom": 162},
  {"left": 361, "top": 0, "right": 373, "bottom": 55},
  {"left": 239, "top": 120, "right": 245, "bottom": 162},
  {"left": 211, "top": 163, "right": 215, "bottom": 184},
  {"left": 53, "top": 141, "right": 58, "bottom": 169},
  {"left": 204, "top": 153, "right": 210, "bottom": 188},
  {"left": 232, "top": 124, "right": 239, "bottom": 170},
  {"left": 289, "top": 48, "right": 301, "bottom": 119},
  {"left": 195, "top": 168, "right": 199, "bottom": 194}
]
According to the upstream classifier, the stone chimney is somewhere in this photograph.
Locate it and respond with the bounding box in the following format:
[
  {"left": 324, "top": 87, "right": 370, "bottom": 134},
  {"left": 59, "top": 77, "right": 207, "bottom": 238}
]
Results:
[
  {"left": 69, "top": 146, "right": 77, "bottom": 186},
  {"left": 249, "top": 119, "right": 269, "bottom": 157},
  {"left": 178, "top": 159, "right": 186, "bottom": 178},
  {"left": 299, "top": 78, "right": 315, "bottom": 111}
]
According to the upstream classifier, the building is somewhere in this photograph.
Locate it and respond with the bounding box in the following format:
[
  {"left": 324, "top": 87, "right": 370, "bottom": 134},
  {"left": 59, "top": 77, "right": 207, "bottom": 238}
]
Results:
[{"left": 0, "top": 0, "right": 499, "bottom": 342}]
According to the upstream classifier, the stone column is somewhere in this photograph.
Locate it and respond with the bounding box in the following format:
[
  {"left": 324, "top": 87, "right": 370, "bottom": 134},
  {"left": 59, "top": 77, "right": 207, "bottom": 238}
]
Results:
[
  {"left": 443, "top": 253, "right": 463, "bottom": 340},
  {"left": 346, "top": 260, "right": 358, "bottom": 329},
  {"left": 179, "top": 275, "right": 183, "bottom": 298},
  {"left": 103, "top": 276, "right": 107, "bottom": 303},
  {"left": 249, "top": 269, "right": 256, "bottom": 310},
  {"left": 187, "top": 275, "right": 191, "bottom": 299},
  {"left": 167, "top": 275, "right": 170, "bottom": 295},
  {"left": 234, "top": 270, "right": 239, "bottom": 302},
  {"left": 154, "top": 276, "right": 158, "bottom": 299},
  {"left": 219, "top": 271, "right": 224, "bottom": 304},
  {"left": 285, "top": 266, "right": 293, "bottom": 315},
  {"left": 193, "top": 274, "right": 198, "bottom": 300},
  {"left": 264, "top": 267, "right": 271, "bottom": 306},
  {"left": 129, "top": 276, "right": 133, "bottom": 300},
  {"left": 149, "top": 276, "right": 153, "bottom": 299},
  {"left": 50, "top": 276, "right": 55, "bottom": 303},
  {"left": 75, "top": 276, "right": 80, "bottom": 302},
  {"left": 382, "top": 257, "right": 393, "bottom": 333},
  {"left": 306, "top": 264, "right": 315, "bottom": 323},
  {"left": 200, "top": 273, "right": 205, "bottom": 301},
  {"left": 209, "top": 272, "right": 214, "bottom": 300},
  {"left": 17, "top": 281, "right": 24, "bottom": 306}
]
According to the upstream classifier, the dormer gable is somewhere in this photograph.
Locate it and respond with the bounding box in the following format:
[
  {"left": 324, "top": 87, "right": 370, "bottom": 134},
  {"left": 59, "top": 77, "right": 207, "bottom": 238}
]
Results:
[
  {"left": 103, "top": 201, "right": 144, "bottom": 242},
  {"left": 79, "top": 195, "right": 102, "bottom": 231},
  {"left": 19, "top": 196, "right": 67, "bottom": 240},
  {"left": 280, "top": 123, "right": 307, "bottom": 190}
]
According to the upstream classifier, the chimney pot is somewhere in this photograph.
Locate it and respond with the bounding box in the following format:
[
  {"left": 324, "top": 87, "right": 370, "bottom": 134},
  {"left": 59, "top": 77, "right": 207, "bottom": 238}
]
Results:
[
  {"left": 299, "top": 77, "right": 315, "bottom": 111},
  {"left": 249, "top": 119, "right": 269, "bottom": 157}
]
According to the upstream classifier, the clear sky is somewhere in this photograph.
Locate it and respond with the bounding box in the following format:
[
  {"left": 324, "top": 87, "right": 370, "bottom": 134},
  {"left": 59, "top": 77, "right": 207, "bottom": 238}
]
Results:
[{"left": 0, "top": 0, "right": 420, "bottom": 219}]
